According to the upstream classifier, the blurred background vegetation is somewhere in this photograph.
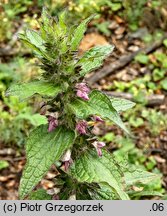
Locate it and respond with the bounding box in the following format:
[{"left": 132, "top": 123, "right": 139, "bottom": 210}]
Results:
[{"left": 0, "top": 0, "right": 167, "bottom": 200}]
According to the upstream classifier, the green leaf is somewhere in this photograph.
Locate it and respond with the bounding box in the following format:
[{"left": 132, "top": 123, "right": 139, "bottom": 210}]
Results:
[
  {"left": 163, "top": 39, "right": 167, "bottom": 48},
  {"left": 41, "top": 7, "right": 50, "bottom": 29},
  {"left": 19, "top": 32, "right": 51, "bottom": 60},
  {"left": 6, "top": 81, "right": 62, "bottom": 101},
  {"left": 70, "top": 149, "right": 129, "bottom": 200},
  {"left": 124, "top": 169, "right": 159, "bottom": 186},
  {"left": 19, "top": 37, "right": 44, "bottom": 57},
  {"left": 58, "top": 10, "right": 67, "bottom": 34},
  {"left": 78, "top": 45, "right": 114, "bottom": 76},
  {"left": 16, "top": 113, "right": 47, "bottom": 126},
  {"left": 0, "top": 160, "right": 9, "bottom": 170},
  {"left": 153, "top": 68, "right": 166, "bottom": 81},
  {"left": 69, "top": 90, "right": 129, "bottom": 134},
  {"left": 160, "top": 79, "right": 167, "bottom": 90},
  {"left": 135, "top": 53, "right": 149, "bottom": 64},
  {"left": 71, "top": 15, "right": 95, "bottom": 51},
  {"left": 95, "top": 22, "right": 110, "bottom": 36},
  {"left": 107, "top": 2, "right": 122, "bottom": 11},
  {"left": 25, "top": 30, "right": 45, "bottom": 51},
  {"left": 29, "top": 189, "right": 52, "bottom": 200},
  {"left": 88, "top": 183, "right": 118, "bottom": 200},
  {"left": 110, "top": 98, "right": 136, "bottom": 112},
  {"left": 19, "top": 125, "right": 75, "bottom": 199}
]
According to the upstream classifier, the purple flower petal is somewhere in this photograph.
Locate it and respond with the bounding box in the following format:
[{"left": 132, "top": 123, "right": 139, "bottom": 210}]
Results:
[
  {"left": 48, "top": 116, "right": 58, "bottom": 132},
  {"left": 75, "top": 83, "right": 90, "bottom": 93},
  {"left": 76, "top": 90, "right": 89, "bottom": 100},
  {"left": 92, "top": 115, "right": 104, "bottom": 123},
  {"left": 75, "top": 82, "right": 90, "bottom": 100},
  {"left": 76, "top": 120, "right": 87, "bottom": 135},
  {"left": 92, "top": 141, "right": 106, "bottom": 157},
  {"left": 97, "top": 148, "right": 102, "bottom": 157},
  {"left": 97, "top": 141, "right": 106, "bottom": 148}
]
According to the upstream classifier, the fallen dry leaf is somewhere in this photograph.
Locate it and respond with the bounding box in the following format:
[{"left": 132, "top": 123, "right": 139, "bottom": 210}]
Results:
[
  {"left": 79, "top": 33, "right": 109, "bottom": 54},
  {"left": 114, "top": 15, "right": 125, "bottom": 24},
  {"left": 115, "top": 26, "right": 126, "bottom": 35}
]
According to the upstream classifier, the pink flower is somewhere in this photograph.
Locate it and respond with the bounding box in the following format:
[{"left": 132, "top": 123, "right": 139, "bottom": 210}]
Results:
[
  {"left": 48, "top": 116, "right": 58, "bottom": 132},
  {"left": 92, "top": 141, "right": 106, "bottom": 157},
  {"left": 76, "top": 90, "right": 89, "bottom": 100},
  {"left": 76, "top": 120, "right": 87, "bottom": 135},
  {"left": 92, "top": 115, "right": 104, "bottom": 123},
  {"left": 75, "top": 83, "right": 90, "bottom": 93},
  {"left": 75, "top": 82, "right": 90, "bottom": 101}
]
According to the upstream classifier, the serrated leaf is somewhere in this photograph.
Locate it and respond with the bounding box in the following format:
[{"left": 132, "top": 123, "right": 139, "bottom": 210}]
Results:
[
  {"left": 25, "top": 30, "right": 45, "bottom": 51},
  {"left": 110, "top": 98, "right": 136, "bottom": 112},
  {"left": 19, "top": 37, "right": 44, "bottom": 57},
  {"left": 58, "top": 10, "right": 67, "bottom": 33},
  {"left": 78, "top": 45, "right": 114, "bottom": 76},
  {"left": 125, "top": 169, "right": 159, "bottom": 186},
  {"left": 41, "top": 7, "right": 50, "bottom": 28},
  {"left": 6, "top": 81, "right": 62, "bottom": 101},
  {"left": 71, "top": 15, "right": 95, "bottom": 51},
  {"left": 70, "top": 149, "right": 129, "bottom": 200},
  {"left": 19, "top": 125, "right": 75, "bottom": 199},
  {"left": 69, "top": 90, "right": 129, "bottom": 134},
  {"left": 88, "top": 183, "right": 118, "bottom": 200},
  {"left": 29, "top": 189, "right": 52, "bottom": 200}
]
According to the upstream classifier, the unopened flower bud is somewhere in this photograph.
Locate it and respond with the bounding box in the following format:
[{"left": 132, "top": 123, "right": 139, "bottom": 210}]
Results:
[
  {"left": 75, "top": 83, "right": 90, "bottom": 93},
  {"left": 75, "top": 82, "right": 90, "bottom": 101},
  {"left": 76, "top": 90, "right": 89, "bottom": 100},
  {"left": 48, "top": 116, "right": 58, "bottom": 132},
  {"left": 92, "top": 115, "right": 104, "bottom": 123},
  {"left": 76, "top": 120, "right": 87, "bottom": 135}
]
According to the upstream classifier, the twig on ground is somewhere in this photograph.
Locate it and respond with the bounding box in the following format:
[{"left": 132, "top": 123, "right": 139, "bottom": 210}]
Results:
[
  {"left": 103, "top": 91, "right": 165, "bottom": 106},
  {"left": 87, "top": 35, "right": 167, "bottom": 84}
]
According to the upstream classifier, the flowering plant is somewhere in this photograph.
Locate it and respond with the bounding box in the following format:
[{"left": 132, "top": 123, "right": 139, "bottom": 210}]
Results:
[{"left": 7, "top": 8, "right": 158, "bottom": 200}]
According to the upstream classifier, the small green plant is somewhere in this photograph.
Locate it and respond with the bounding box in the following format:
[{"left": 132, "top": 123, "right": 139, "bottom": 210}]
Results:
[
  {"left": 135, "top": 53, "right": 149, "bottom": 65},
  {"left": 7, "top": 8, "right": 161, "bottom": 200},
  {"left": 0, "top": 160, "right": 9, "bottom": 170},
  {"left": 142, "top": 109, "right": 167, "bottom": 136},
  {"left": 0, "top": 58, "right": 44, "bottom": 146},
  {"left": 100, "top": 135, "right": 164, "bottom": 199},
  {"left": 123, "top": 0, "right": 147, "bottom": 31}
]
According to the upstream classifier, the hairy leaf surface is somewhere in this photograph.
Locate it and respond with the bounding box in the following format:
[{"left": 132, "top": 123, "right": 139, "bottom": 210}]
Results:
[
  {"left": 78, "top": 45, "right": 114, "bottom": 76},
  {"left": 110, "top": 98, "right": 136, "bottom": 112},
  {"left": 6, "top": 81, "right": 62, "bottom": 101},
  {"left": 71, "top": 15, "right": 94, "bottom": 51},
  {"left": 125, "top": 169, "right": 159, "bottom": 186},
  {"left": 19, "top": 125, "right": 75, "bottom": 198},
  {"left": 70, "top": 149, "right": 129, "bottom": 200},
  {"left": 29, "top": 189, "right": 52, "bottom": 200}
]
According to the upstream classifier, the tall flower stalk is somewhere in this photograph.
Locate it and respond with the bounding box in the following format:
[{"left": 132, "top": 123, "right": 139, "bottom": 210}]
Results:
[{"left": 6, "top": 8, "right": 157, "bottom": 200}]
